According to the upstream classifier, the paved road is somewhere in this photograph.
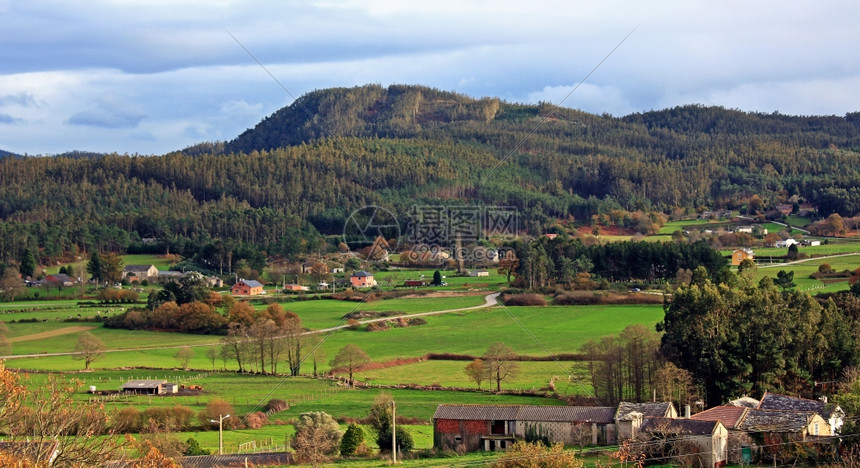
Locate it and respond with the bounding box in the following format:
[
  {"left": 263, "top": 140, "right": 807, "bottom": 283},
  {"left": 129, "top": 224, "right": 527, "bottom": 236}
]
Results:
[{"left": 0, "top": 293, "right": 500, "bottom": 360}]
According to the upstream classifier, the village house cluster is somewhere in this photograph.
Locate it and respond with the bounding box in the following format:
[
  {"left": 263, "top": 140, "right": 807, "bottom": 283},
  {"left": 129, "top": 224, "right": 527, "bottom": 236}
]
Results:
[{"left": 433, "top": 392, "right": 842, "bottom": 467}]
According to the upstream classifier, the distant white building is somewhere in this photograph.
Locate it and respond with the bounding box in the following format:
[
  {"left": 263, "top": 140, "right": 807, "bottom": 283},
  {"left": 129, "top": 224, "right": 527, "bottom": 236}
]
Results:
[{"left": 775, "top": 239, "right": 799, "bottom": 248}]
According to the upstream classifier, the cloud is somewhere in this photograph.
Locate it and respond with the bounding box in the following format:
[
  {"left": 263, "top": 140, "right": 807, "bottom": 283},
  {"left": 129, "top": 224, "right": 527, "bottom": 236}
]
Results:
[
  {"left": 0, "top": 92, "right": 38, "bottom": 107},
  {"left": 527, "top": 83, "right": 637, "bottom": 116},
  {"left": 66, "top": 97, "right": 146, "bottom": 129},
  {"left": 0, "top": 113, "right": 21, "bottom": 124}
]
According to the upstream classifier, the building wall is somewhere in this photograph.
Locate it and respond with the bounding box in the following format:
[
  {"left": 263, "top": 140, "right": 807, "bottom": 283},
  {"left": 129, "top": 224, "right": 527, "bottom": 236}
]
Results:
[{"left": 434, "top": 419, "right": 491, "bottom": 452}]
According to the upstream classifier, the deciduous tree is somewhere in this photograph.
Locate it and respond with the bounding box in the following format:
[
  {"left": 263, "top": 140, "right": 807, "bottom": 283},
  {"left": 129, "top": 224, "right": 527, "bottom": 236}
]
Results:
[
  {"left": 73, "top": 332, "right": 106, "bottom": 370},
  {"left": 291, "top": 411, "right": 342, "bottom": 467},
  {"left": 483, "top": 343, "right": 519, "bottom": 392},
  {"left": 330, "top": 344, "right": 370, "bottom": 388}
]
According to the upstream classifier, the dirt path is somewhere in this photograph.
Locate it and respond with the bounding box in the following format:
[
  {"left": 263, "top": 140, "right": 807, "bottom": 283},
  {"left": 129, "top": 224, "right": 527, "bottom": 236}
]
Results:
[
  {"left": 9, "top": 326, "right": 96, "bottom": 343},
  {"left": 0, "top": 293, "right": 500, "bottom": 360}
]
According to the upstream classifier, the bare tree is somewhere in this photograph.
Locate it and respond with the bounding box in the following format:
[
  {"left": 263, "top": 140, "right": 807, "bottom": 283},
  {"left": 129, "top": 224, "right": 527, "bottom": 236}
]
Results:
[
  {"left": 330, "top": 344, "right": 370, "bottom": 388},
  {"left": 483, "top": 343, "right": 519, "bottom": 392},
  {"left": 0, "top": 266, "right": 24, "bottom": 302},
  {"left": 73, "top": 332, "right": 106, "bottom": 370},
  {"left": 174, "top": 346, "right": 194, "bottom": 369}
]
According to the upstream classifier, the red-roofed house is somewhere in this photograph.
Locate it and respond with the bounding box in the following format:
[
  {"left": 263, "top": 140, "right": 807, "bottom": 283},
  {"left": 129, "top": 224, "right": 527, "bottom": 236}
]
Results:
[
  {"left": 691, "top": 405, "right": 750, "bottom": 430},
  {"left": 231, "top": 279, "right": 263, "bottom": 295}
]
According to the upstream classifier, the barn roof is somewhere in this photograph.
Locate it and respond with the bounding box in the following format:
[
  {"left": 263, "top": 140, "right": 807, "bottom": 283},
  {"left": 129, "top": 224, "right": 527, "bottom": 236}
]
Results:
[
  {"left": 641, "top": 417, "right": 721, "bottom": 436},
  {"left": 122, "top": 380, "right": 166, "bottom": 389},
  {"left": 516, "top": 406, "right": 616, "bottom": 424},
  {"left": 433, "top": 405, "right": 520, "bottom": 421}
]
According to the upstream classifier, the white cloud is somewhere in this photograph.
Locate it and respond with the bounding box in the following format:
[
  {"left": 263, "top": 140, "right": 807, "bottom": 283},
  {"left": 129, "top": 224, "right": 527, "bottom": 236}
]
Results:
[{"left": 66, "top": 96, "right": 146, "bottom": 129}]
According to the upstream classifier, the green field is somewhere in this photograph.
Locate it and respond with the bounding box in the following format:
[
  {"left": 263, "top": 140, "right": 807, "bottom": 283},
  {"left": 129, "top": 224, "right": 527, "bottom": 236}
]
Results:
[{"left": 756, "top": 253, "right": 860, "bottom": 293}]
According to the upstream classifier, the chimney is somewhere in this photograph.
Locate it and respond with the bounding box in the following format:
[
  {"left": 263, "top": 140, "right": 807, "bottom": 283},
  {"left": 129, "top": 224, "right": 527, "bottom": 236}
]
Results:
[{"left": 685, "top": 405, "right": 691, "bottom": 419}]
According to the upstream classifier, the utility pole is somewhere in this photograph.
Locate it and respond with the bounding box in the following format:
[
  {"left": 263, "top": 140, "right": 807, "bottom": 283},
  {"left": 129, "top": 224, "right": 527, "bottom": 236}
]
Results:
[
  {"left": 392, "top": 400, "right": 397, "bottom": 464},
  {"left": 210, "top": 414, "right": 230, "bottom": 455}
]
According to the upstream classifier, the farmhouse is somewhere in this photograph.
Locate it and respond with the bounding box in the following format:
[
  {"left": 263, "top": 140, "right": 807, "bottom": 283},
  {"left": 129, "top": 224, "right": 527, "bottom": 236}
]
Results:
[
  {"left": 640, "top": 417, "right": 728, "bottom": 468},
  {"left": 123, "top": 264, "right": 159, "bottom": 282},
  {"left": 757, "top": 392, "right": 843, "bottom": 433},
  {"left": 433, "top": 405, "right": 620, "bottom": 452},
  {"left": 231, "top": 279, "right": 264, "bottom": 295},
  {"left": 615, "top": 401, "right": 678, "bottom": 440},
  {"left": 691, "top": 405, "right": 750, "bottom": 430},
  {"left": 44, "top": 273, "right": 75, "bottom": 287},
  {"left": 731, "top": 248, "right": 754, "bottom": 266},
  {"left": 350, "top": 270, "right": 376, "bottom": 288},
  {"left": 433, "top": 405, "right": 519, "bottom": 452},
  {"left": 774, "top": 238, "right": 798, "bottom": 248},
  {"left": 737, "top": 408, "right": 831, "bottom": 440},
  {"left": 467, "top": 269, "right": 490, "bottom": 277},
  {"left": 514, "top": 406, "right": 617, "bottom": 446},
  {"left": 282, "top": 283, "right": 309, "bottom": 292},
  {"left": 121, "top": 379, "right": 169, "bottom": 395}
]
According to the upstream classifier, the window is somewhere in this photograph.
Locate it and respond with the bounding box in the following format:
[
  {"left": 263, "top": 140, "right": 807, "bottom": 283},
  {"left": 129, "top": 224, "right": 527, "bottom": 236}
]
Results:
[{"left": 814, "top": 423, "right": 819, "bottom": 435}]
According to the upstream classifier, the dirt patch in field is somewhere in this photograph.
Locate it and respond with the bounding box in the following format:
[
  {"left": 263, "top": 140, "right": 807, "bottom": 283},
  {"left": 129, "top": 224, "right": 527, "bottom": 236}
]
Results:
[{"left": 9, "top": 326, "right": 97, "bottom": 343}]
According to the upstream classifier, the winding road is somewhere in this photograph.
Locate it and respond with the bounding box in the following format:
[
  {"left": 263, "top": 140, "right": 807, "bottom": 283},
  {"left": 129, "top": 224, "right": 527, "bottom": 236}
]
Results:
[{"left": 0, "top": 293, "right": 500, "bottom": 361}]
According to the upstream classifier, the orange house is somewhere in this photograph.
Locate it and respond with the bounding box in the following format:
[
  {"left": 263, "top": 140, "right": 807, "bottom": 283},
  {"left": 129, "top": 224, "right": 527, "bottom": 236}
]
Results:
[
  {"left": 231, "top": 279, "right": 263, "bottom": 295},
  {"left": 731, "top": 248, "right": 754, "bottom": 266},
  {"left": 350, "top": 270, "right": 376, "bottom": 288}
]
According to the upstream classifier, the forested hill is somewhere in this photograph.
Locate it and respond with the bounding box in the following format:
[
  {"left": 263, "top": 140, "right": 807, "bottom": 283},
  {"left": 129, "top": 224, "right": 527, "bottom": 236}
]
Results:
[{"left": 2, "top": 83, "right": 860, "bottom": 265}]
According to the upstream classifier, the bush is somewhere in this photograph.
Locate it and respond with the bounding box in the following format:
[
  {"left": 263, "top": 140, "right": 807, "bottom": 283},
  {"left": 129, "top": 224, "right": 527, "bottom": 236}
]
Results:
[
  {"left": 501, "top": 293, "right": 546, "bottom": 306},
  {"left": 265, "top": 399, "right": 289, "bottom": 413},
  {"left": 245, "top": 411, "right": 268, "bottom": 429},
  {"left": 198, "top": 399, "right": 241, "bottom": 429},
  {"left": 184, "top": 437, "right": 210, "bottom": 456},
  {"left": 340, "top": 423, "right": 365, "bottom": 456},
  {"left": 377, "top": 426, "right": 414, "bottom": 453},
  {"left": 291, "top": 412, "right": 343, "bottom": 465},
  {"left": 113, "top": 407, "right": 142, "bottom": 433}
]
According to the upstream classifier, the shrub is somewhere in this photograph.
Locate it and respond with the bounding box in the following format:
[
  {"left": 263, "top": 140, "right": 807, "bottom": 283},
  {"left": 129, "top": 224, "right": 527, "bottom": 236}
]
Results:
[
  {"left": 340, "top": 423, "right": 365, "bottom": 456},
  {"left": 265, "top": 399, "right": 289, "bottom": 413},
  {"left": 113, "top": 407, "right": 142, "bottom": 433},
  {"left": 501, "top": 293, "right": 546, "bottom": 306},
  {"left": 377, "top": 426, "right": 414, "bottom": 453},
  {"left": 245, "top": 411, "right": 268, "bottom": 429},
  {"left": 198, "top": 399, "right": 241, "bottom": 429},
  {"left": 184, "top": 437, "right": 210, "bottom": 456}
]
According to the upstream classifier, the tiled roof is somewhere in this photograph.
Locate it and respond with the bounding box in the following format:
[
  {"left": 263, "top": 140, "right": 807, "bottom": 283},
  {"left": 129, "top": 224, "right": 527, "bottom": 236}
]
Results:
[
  {"left": 352, "top": 270, "right": 373, "bottom": 277},
  {"left": 737, "top": 409, "right": 814, "bottom": 432},
  {"left": 516, "top": 406, "right": 616, "bottom": 424},
  {"left": 616, "top": 402, "right": 674, "bottom": 420},
  {"left": 433, "top": 405, "right": 521, "bottom": 421},
  {"left": 124, "top": 264, "right": 155, "bottom": 272},
  {"left": 641, "top": 417, "right": 719, "bottom": 435},
  {"left": 758, "top": 392, "right": 836, "bottom": 418},
  {"left": 236, "top": 279, "right": 263, "bottom": 288},
  {"left": 691, "top": 405, "right": 749, "bottom": 429},
  {"left": 433, "top": 404, "right": 616, "bottom": 423}
]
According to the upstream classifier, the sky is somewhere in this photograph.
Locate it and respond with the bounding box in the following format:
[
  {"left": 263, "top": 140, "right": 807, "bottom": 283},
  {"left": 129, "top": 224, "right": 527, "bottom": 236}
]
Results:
[{"left": 1, "top": 0, "right": 858, "bottom": 155}]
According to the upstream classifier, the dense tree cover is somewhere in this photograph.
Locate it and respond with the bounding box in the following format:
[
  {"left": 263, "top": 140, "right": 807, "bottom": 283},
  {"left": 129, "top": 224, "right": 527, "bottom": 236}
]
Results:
[
  {"left": 659, "top": 269, "right": 859, "bottom": 405},
  {"left": 2, "top": 84, "right": 860, "bottom": 266},
  {"left": 512, "top": 236, "right": 727, "bottom": 286}
]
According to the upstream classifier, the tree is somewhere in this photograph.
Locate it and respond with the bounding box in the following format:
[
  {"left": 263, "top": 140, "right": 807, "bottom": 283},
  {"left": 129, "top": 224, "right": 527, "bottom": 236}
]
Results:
[
  {"left": 205, "top": 346, "right": 220, "bottom": 370},
  {"left": 0, "top": 266, "right": 24, "bottom": 302},
  {"left": 367, "top": 393, "right": 413, "bottom": 454},
  {"left": 0, "top": 362, "right": 125, "bottom": 466},
  {"left": 787, "top": 243, "right": 799, "bottom": 261},
  {"left": 330, "top": 344, "right": 370, "bottom": 388},
  {"left": 19, "top": 248, "right": 36, "bottom": 278},
  {"left": 175, "top": 346, "right": 194, "bottom": 369},
  {"left": 73, "top": 332, "right": 106, "bottom": 369},
  {"left": 483, "top": 343, "right": 519, "bottom": 392},
  {"left": 291, "top": 411, "right": 342, "bottom": 467},
  {"left": 431, "top": 270, "right": 443, "bottom": 286},
  {"left": 161, "top": 271, "right": 211, "bottom": 306},
  {"left": 774, "top": 270, "right": 796, "bottom": 291},
  {"left": 340, "top": 423, "right": 365, "bottom": 456},
  {"left": 464, "top": 358, "right": 486, "bottom": 389},
  {"left": 87, "top": 251, "right": 103, "bottom": 285}
]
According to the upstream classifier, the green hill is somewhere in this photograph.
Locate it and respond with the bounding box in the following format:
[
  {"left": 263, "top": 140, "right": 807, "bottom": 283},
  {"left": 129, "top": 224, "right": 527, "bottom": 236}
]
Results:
[{"left": 1, "top": 84, "right": 860, "bottom": 265}]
